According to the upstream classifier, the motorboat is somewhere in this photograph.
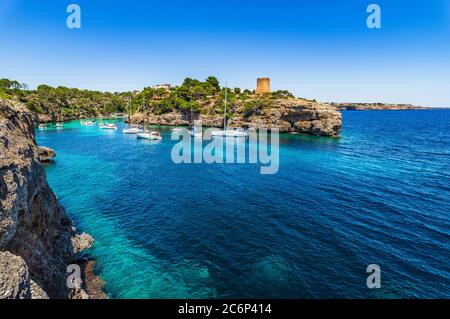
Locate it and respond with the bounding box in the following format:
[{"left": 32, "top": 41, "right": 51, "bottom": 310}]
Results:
[
  {"left": 56, "top": 123, "right": 63, "bottom": 129},
  {"left": 137, "top": 131, "right": 162, "bottom": 140},
  {"left": 38, "top": 124, "right": 47, "bottom": 130}
]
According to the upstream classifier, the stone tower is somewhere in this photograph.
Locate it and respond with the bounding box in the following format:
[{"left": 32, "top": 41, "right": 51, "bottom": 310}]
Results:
[{"left": 256, "top": 78, "right": 271, "bottom": 94}]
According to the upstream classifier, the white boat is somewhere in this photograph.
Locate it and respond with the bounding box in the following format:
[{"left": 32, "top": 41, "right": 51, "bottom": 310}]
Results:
[
  {"left": 171, "top": 127, "right": 186, "bottom": 132},
  {"left": 212, "top": 84, "right": 248, "bottom": 138},
  {"left": 190, "top": 127, "right": 203, "bottom": 138},
  {"left": 211, "top": 127, "right": 248, "bottom": 137},
  {"left": 81, "top": 120, "right": 96, "bottom": 126},
  {"left": 137, "top": 131, "right": 162, "bottom": 140},
  {"left": 56, "top": 123, "right": 63, "bottom": 129},
  {"left": 38, "top": 124, "right": 47, "bottom": 130},
  {"left": 99, "top": 123, "right": 118, "bottom": 130},
  {"left": 123, "top": 127, "right": 144, "bottom": 134}
]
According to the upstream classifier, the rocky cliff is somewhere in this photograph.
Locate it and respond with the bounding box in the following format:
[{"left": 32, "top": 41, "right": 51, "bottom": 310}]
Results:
[
  {"left": 0, "top": 99, "right": 93, "bottom": 299},
  {"left": 131, "top": 98, "right": 342, "bottom": 137}
]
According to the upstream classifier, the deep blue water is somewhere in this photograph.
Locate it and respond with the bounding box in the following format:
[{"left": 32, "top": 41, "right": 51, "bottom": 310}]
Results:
[{"left": 36, "top": 110, "right": 450, "bottom": 299}]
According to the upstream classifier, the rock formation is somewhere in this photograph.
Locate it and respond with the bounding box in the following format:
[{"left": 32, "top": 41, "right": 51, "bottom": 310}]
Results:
[
  {"left": 0, "top": 99, "right": 93, "bottom": 299},
  {"left": 131, "top": 98, "right": 342, "bottom": 137},
  {"left": 37, "top": 146, "right": 56, "bottom": 164}
]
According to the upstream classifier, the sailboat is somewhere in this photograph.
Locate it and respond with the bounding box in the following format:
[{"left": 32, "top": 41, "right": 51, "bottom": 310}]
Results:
[
  {"left": 136, "top": 117, "right": 161, "bottom": 141},
  {"left": 188, "top": 97, "right": 202, "bottom": 138},
  {"left": 137, "top": 128, "right": 162, "bottom": 140},
  {"left": 211, "top": 85, "right": 247, "bottom": 138},
  {"left": 123, "top": 97, "right": 144, "bottom": 134}
]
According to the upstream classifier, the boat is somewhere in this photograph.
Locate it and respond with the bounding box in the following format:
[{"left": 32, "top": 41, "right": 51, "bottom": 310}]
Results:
[
  {"left": 171, "top": 127, "right": 186, "bottom": 132},
  {"left": 211, "top": 127, "right": 248, "bottom": 137},
  {"left": 211, "top": 84, "right": 248, "bottom": 138},
  {"left": 190, "top": 127, "right": 203, "bottom": 138},
  {"left": 38, "top": 124, "right": 47, "bottom": 130},
  {"left": 137, "top": 131, "right": 162, "bottom": 140},
  {"left": 99, "top": 123, "right": 118, "bottom": 130},
  {"left": 123, "top": 126, "right": 144, "bottom": 134},
  {"left": 81, "top": 120, "right": 96, "bottom": 126},
  {"left": 56, "top": 123, "right": 63, "bottom": 129}
]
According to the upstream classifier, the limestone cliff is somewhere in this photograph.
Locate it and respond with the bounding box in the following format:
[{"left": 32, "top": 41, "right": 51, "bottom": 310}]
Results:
[
  {"left": 0, "top": 99, "right": 93, "bottom": 299},
  {"left": 130, "top": 98, "right": 342, "bottom": 137}
]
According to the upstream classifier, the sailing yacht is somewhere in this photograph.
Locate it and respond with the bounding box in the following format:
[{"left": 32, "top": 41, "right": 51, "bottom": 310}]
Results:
[
  {"left": 136, "top": 120, "right": 162, "bottom": 140},
  {"left": 211, "top": 85, "right": 248, "bottom": 138},
  {"left": 188, "top": 99, "right": 202, "bottom": 138}
]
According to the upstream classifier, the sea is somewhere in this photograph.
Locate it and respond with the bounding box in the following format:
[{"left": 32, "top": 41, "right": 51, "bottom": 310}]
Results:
[{"left": 36, "top": 110, "right": 450, "bottom": 298}]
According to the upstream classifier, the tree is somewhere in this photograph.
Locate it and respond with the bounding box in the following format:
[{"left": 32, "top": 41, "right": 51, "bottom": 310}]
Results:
[
  {"left": 205, "top": 76, "right": 220, "bottom": 93},
  {"left": 0, "top": 79, "right": 22, "bottom": 90}
]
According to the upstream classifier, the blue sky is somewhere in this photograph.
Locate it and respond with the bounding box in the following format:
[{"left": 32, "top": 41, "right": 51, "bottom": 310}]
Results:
[{"left": 0, "top": 0, "right": 449, "bottom": 106}]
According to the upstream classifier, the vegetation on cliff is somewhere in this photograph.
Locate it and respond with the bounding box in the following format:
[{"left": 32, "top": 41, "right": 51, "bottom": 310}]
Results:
[
  {"left": 0, "top": 77, "right": 295, "bottom": 121},
  {"left": 1, "top": 76, "right": 341, "bottom": 136}
]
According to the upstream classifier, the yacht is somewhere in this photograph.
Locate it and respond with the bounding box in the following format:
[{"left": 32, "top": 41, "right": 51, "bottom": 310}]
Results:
[
  {"left": 81, "top": 120, "right": 96, "bottom": 126},
  {"left": 99, "top": 123, "right": 118, "bottom": 130},
  {"left": 137, "top": 131, "right": 162, "bottom": 140},
  {"left": 211, "top": 127, "right": 248, "bottom": 137},
  {"left": 171, "top": 127, "right": 186, "bottom": 133},
  {"left": 211, "top": 85, "right": 247, "bottom": 138}
]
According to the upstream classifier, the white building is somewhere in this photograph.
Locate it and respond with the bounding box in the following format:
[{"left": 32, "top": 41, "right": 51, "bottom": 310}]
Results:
[{"left": 153, "top": 84, "right": 172, "bottom": 91}]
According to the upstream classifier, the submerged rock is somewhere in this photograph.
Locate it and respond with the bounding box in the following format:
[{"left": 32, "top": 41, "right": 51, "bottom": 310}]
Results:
[{"left": 0, "top": 99, "right": 96, "bottom": 299}]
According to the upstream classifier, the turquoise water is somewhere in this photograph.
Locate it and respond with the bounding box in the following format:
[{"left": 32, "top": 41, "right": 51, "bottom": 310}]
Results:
[{"left": 37, "top": 111, "right": 450, "bottom": 299}]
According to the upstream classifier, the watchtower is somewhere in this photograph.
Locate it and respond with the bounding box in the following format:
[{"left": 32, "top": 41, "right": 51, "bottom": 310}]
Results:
[{"left": 256, "top": 78, "right": 271, "bottom": 94}]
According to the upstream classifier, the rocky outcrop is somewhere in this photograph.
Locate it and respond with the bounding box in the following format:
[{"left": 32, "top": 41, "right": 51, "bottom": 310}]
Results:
[
  {"left": 37, "top": 146, "right": 56, "bottom": 163},
  {"left": 130, "top": 98, "right": 342, "bottom": 137},
  {"left": 0, "top": 99, "right": 93, "bottom": 299}
]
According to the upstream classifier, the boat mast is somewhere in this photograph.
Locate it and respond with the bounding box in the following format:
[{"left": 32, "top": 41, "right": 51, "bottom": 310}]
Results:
[{"left": 224, "top": 84, "right": 227, "bottom": 129}]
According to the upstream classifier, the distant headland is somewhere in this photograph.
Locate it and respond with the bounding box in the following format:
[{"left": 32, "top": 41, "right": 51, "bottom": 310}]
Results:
[{"left": 329, "top": 102, "right": 431, "bottom": 111}]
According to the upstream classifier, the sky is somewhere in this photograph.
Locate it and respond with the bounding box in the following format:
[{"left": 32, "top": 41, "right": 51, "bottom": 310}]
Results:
[{"left": 0, "top": 0, "right": 449, "bottom": 107}]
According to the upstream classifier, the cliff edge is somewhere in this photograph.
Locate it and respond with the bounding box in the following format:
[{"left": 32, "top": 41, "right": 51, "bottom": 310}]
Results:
[{"left": 0, "top": 99, "right": 93, "bottom": 299}]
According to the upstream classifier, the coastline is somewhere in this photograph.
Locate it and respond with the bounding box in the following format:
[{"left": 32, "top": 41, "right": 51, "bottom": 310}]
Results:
[{"left": 0, "top": 99, "right": 105, "bottom": 299}]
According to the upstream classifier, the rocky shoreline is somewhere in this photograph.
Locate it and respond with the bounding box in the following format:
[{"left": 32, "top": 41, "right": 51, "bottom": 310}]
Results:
[
  {"left": 0, "top": 99, "right": 104, "bottom": 299},
  {"left": 130, "top": 98, "right": 342, "bottom": 137}
]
